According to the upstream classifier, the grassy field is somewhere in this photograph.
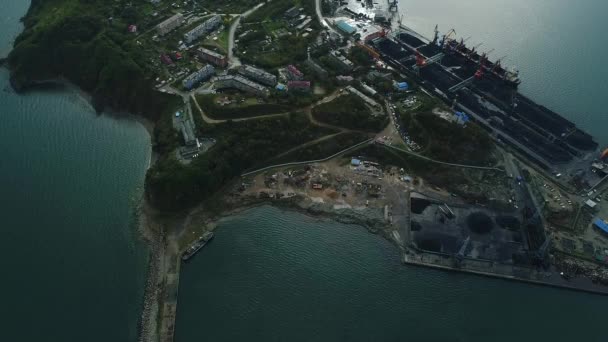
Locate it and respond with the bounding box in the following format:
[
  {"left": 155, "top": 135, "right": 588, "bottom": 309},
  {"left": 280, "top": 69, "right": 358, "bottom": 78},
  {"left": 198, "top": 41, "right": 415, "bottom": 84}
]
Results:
[
  {"left": 268, "top": 132, "right": 370, "bottom": 165},
  {"left": 312, "top": 94, "right": 389, "bottom": 133},
  {"left": 196, "top": 94, "right": 293, "bottom": 119}
]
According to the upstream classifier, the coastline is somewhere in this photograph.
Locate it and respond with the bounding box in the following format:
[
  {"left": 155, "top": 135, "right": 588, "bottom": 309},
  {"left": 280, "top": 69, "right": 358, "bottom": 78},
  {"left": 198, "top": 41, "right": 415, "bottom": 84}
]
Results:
[
  {"left": 177, "top": 196, "right": 608, "bottom": 297},
  {"left": 136, "top": 200, "right": 165, "bottom": 342},
  {"left": 3, "top": 73, "right": 158, "bottom": 137}
]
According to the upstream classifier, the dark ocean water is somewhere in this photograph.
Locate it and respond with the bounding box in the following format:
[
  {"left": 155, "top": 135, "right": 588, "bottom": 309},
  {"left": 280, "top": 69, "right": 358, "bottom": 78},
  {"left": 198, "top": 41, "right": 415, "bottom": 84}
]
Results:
[
  {"left": 176, "top": 206, "right": 608, "bottom": 342},
  {"left": 1, "top": 2, "right": 151, "bottom": 341}
]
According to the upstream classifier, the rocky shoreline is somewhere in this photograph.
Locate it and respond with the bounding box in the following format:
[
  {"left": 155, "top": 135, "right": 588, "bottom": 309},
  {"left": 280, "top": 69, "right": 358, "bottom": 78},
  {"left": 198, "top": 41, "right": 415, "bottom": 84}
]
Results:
[
  {"left": 188, "top": 195, "right": 395, "bottom": 243},
  {"left": 136, "top": 204, "right": 165, "bottom": 342}
]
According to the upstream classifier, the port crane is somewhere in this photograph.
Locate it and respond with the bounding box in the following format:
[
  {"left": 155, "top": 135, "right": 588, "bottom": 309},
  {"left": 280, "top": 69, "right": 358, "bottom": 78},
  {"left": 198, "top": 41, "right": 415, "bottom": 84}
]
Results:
[
  {"left": 448, "top": 58, "right": 486, "bottom": 92},
  {"left": 413, "top": 50, "right": 445, "bottom": 74},
  {"left": 455, "top": 36, "right": 471, "bottom": 50},
  {"left": 439, "top": 28, "right": 456, "bottom": 48},
  {"left": 432, "top": 24, "right": 439, "bottom": 45},
  {"left": 491, "top": 55, "right": 507, "bottom": 71},
  {"left": 388, "top": 0, "right": 399, "bottom": 12},
  {"left": 463, "top": 43, "right": 482, "bottom": 57}
]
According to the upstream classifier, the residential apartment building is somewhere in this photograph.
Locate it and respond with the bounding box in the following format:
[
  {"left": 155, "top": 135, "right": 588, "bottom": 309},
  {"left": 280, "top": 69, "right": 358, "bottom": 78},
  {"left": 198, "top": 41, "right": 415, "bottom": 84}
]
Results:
[
  {"left": 287, "top": 80, "right": 311, "bottom": 92},
  {"left": 184, "top": 15, "right": 222, "bottom": 43},
  {"left": 238, "top": 65, "right": 277, "bottom": 86},
  {"left": 182, "top": 64, "right": 215, "bottom": 90},
  {"left": 286, "top": 65, "right": 303, "bottom": 81},
  {"left": 197, "top": 47, "right": 228, "bottom": 68},
  {"left": 157, "top": 13, "right": 185, "bottom": 36},
  {"left": 214, "top": 75, "right": 269, "bottom": 97},
  {"left": 330, "top": 51, "right": 354, "bottom": 72}
]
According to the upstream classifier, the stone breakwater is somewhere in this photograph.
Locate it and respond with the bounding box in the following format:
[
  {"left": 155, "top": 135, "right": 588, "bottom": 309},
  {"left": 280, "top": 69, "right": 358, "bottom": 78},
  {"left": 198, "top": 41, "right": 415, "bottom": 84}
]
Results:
[{"left": 137, "top": 212, "right": 165, "bottom": 342}]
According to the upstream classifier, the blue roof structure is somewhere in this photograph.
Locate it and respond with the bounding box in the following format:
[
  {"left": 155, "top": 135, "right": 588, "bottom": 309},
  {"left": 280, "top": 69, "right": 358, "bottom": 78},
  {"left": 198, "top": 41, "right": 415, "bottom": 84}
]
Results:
[
  {"left": 594, "top": 219, "right": 608, "bottom": 234},
  {"left": 276, "top": 84, "right": 287, "bottom": 91},
  {"left": 454, "top": 111, "right": 470, "bottom": 124},
  {"left": 396, "top": 82, "right": 409, "bottom": 91},
  {"left": 337, "top": 20, "right": 356, "bottom": 35},
  {"left": 351, "top": 158, "right": 361, "bottom": 166}
]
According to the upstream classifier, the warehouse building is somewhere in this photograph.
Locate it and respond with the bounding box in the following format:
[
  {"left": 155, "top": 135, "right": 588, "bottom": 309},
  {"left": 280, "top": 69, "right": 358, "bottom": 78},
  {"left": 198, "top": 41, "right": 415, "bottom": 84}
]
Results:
[
  {"left": 336, "top": 20, "right": 356, "bottom": 35},
  {"left": 594, "top": 219, "right": 608, "bottom": 236},
  {"left": 346, "top": 86, "right": 380, "bottom": 109}
]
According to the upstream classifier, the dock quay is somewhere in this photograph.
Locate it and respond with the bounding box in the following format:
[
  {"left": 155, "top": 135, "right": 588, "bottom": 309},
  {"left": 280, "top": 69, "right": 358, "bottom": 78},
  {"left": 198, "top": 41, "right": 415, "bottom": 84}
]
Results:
[
  {"left": 159, "top": 250, "right": 181, "bottom": 342},
  {"left": 403, "top": 251, "right": 608, "bottom": 296},
  {"left": 369, "top": 29, "right": 600, "bottom": 187}
]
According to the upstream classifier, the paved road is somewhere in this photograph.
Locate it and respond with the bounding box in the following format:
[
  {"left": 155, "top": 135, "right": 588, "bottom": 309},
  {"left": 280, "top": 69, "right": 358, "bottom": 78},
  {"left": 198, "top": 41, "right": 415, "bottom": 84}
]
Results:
[
  {"left": 315, "top": 0, "right": 336, "bottom": 32},
  {"left": 242, "top": 139, "right": 374, "bottom": 177},
  {"left": 190, "top": 94, "right": 290, "bottom": 124},
  {"left": 228, "top": 3, "right": 265, "bottom": 67},
  {"left": 381, "top": 143, "right": 506, "bottom": 172}
]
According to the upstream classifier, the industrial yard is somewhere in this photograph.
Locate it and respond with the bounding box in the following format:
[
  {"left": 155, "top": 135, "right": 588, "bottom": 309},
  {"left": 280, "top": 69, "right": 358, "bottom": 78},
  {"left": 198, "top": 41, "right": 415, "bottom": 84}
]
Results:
[{"left": 137, "top": 0, "right": 608, "bottom": 341}]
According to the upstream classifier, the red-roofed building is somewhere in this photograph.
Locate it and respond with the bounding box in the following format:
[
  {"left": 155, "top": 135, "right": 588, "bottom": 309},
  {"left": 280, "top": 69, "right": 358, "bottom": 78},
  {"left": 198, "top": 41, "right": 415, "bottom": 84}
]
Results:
[
  {"left": 286, "top": 65, "right": 303, "bottom": 81},
  {"left": 288, "top": 80, "right": 311, "bottom": 92},
  {"left": 160, "top": 54, "right": 174, "bottom": 65}
]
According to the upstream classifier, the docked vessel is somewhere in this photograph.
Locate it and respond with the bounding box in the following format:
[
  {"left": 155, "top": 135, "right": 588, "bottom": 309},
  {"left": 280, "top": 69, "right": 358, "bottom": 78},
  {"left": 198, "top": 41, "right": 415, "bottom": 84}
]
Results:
[
  {"left": 182, "top": 231, "right": 214, "bottom": 261},
  {"left": 371, "top": 28, "right": 598, "bottom": 174}
]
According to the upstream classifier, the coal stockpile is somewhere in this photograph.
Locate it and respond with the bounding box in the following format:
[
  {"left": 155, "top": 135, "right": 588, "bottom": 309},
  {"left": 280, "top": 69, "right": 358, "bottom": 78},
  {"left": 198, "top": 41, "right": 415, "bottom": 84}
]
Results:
[
  {"left": 417, "top": 238, "right": 442, "bottom": 252},
  {"left": 417, "top": 44, "right": 442, "bottom": 58},
  {"left": 455, "top": 89, "right": 578, "bottom": 164},
  {"left": 414, "top": 234, "right": 460, "bottom": 254},
  {"left": 380, "top": 32, "right": 598, "bottom": 169},
  {"left": 419, "top": 64, "right": 461, "bottom": 92},
  {"left": 374, "top": 38, "right": 410, "bottom": 60},
  {"left": 495, "top": 215, "right": 521, "bottom": 231},
  {"left": 466, "top": 212, "right": 494, "bottom": 234},
  {"left": 396, "top": 32, "right": 425, "bottom": 48},
  {"left": 411, "top": 197, "right": 432, "bottom": 214}
]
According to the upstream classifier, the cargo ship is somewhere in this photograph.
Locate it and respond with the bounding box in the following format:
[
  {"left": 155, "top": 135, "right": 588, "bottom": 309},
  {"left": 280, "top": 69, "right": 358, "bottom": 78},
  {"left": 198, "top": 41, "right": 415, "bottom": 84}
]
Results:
[
  {"left": 370, "top": 27, "right": 599, "bottom": 178},
  {"left": 182, "top": 231, "right": 214, "bottom": 261}
]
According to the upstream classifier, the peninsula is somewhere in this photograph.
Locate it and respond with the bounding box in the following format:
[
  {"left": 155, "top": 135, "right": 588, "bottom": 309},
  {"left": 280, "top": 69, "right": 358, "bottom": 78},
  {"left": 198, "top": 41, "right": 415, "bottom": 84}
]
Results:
[{"left": 7, "top": 0, "right": 608, "bottom": 341}]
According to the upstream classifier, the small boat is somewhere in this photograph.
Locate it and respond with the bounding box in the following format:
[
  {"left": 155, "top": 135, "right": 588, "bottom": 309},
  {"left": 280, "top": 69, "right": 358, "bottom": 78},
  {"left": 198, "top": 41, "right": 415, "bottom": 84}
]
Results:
[{"left": 182, "top": 232, "right": 214, "bottom": 261}]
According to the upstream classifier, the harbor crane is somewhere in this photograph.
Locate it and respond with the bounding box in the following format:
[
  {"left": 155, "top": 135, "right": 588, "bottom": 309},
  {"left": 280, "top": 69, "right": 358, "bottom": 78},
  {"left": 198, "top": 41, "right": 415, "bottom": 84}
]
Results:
[
  {"left": 491, "top": 55, "right": 507, "bottom": 72},
  {"left": 448, "top": 59, "right": 486, "bottom": 92},
  {"left": 465, "top": 43, "right": 483, "bottom": 57},
  {"left": 389, "top": 0, "right": 399, "bottom": 12},
  {"left": 413, "top": 50, "right": 445, "bottom": 74},
  {"left": 439, "top": 28, "right": 456, "bottom": 47},
  {"left": 455, "top": 36, "right": 471, "bottom": 49}
]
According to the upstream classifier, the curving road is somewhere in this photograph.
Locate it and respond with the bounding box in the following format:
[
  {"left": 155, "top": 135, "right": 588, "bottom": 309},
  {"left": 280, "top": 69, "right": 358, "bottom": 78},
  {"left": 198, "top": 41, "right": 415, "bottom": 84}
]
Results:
[
  {"left": 228, "top": 2, "right": 265, "bottom": 67},
  {"left": 314, "top": 0, "right": 336, "bottom": 32},
  {"left": 380, "top": 143, "right": 506, "bottom": 172},
  {"left": 241, "top": 138, "right": 374, "bottom": 177},
  {"left": 190, "top": 94, "right": 290, "bottom": 124}
]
